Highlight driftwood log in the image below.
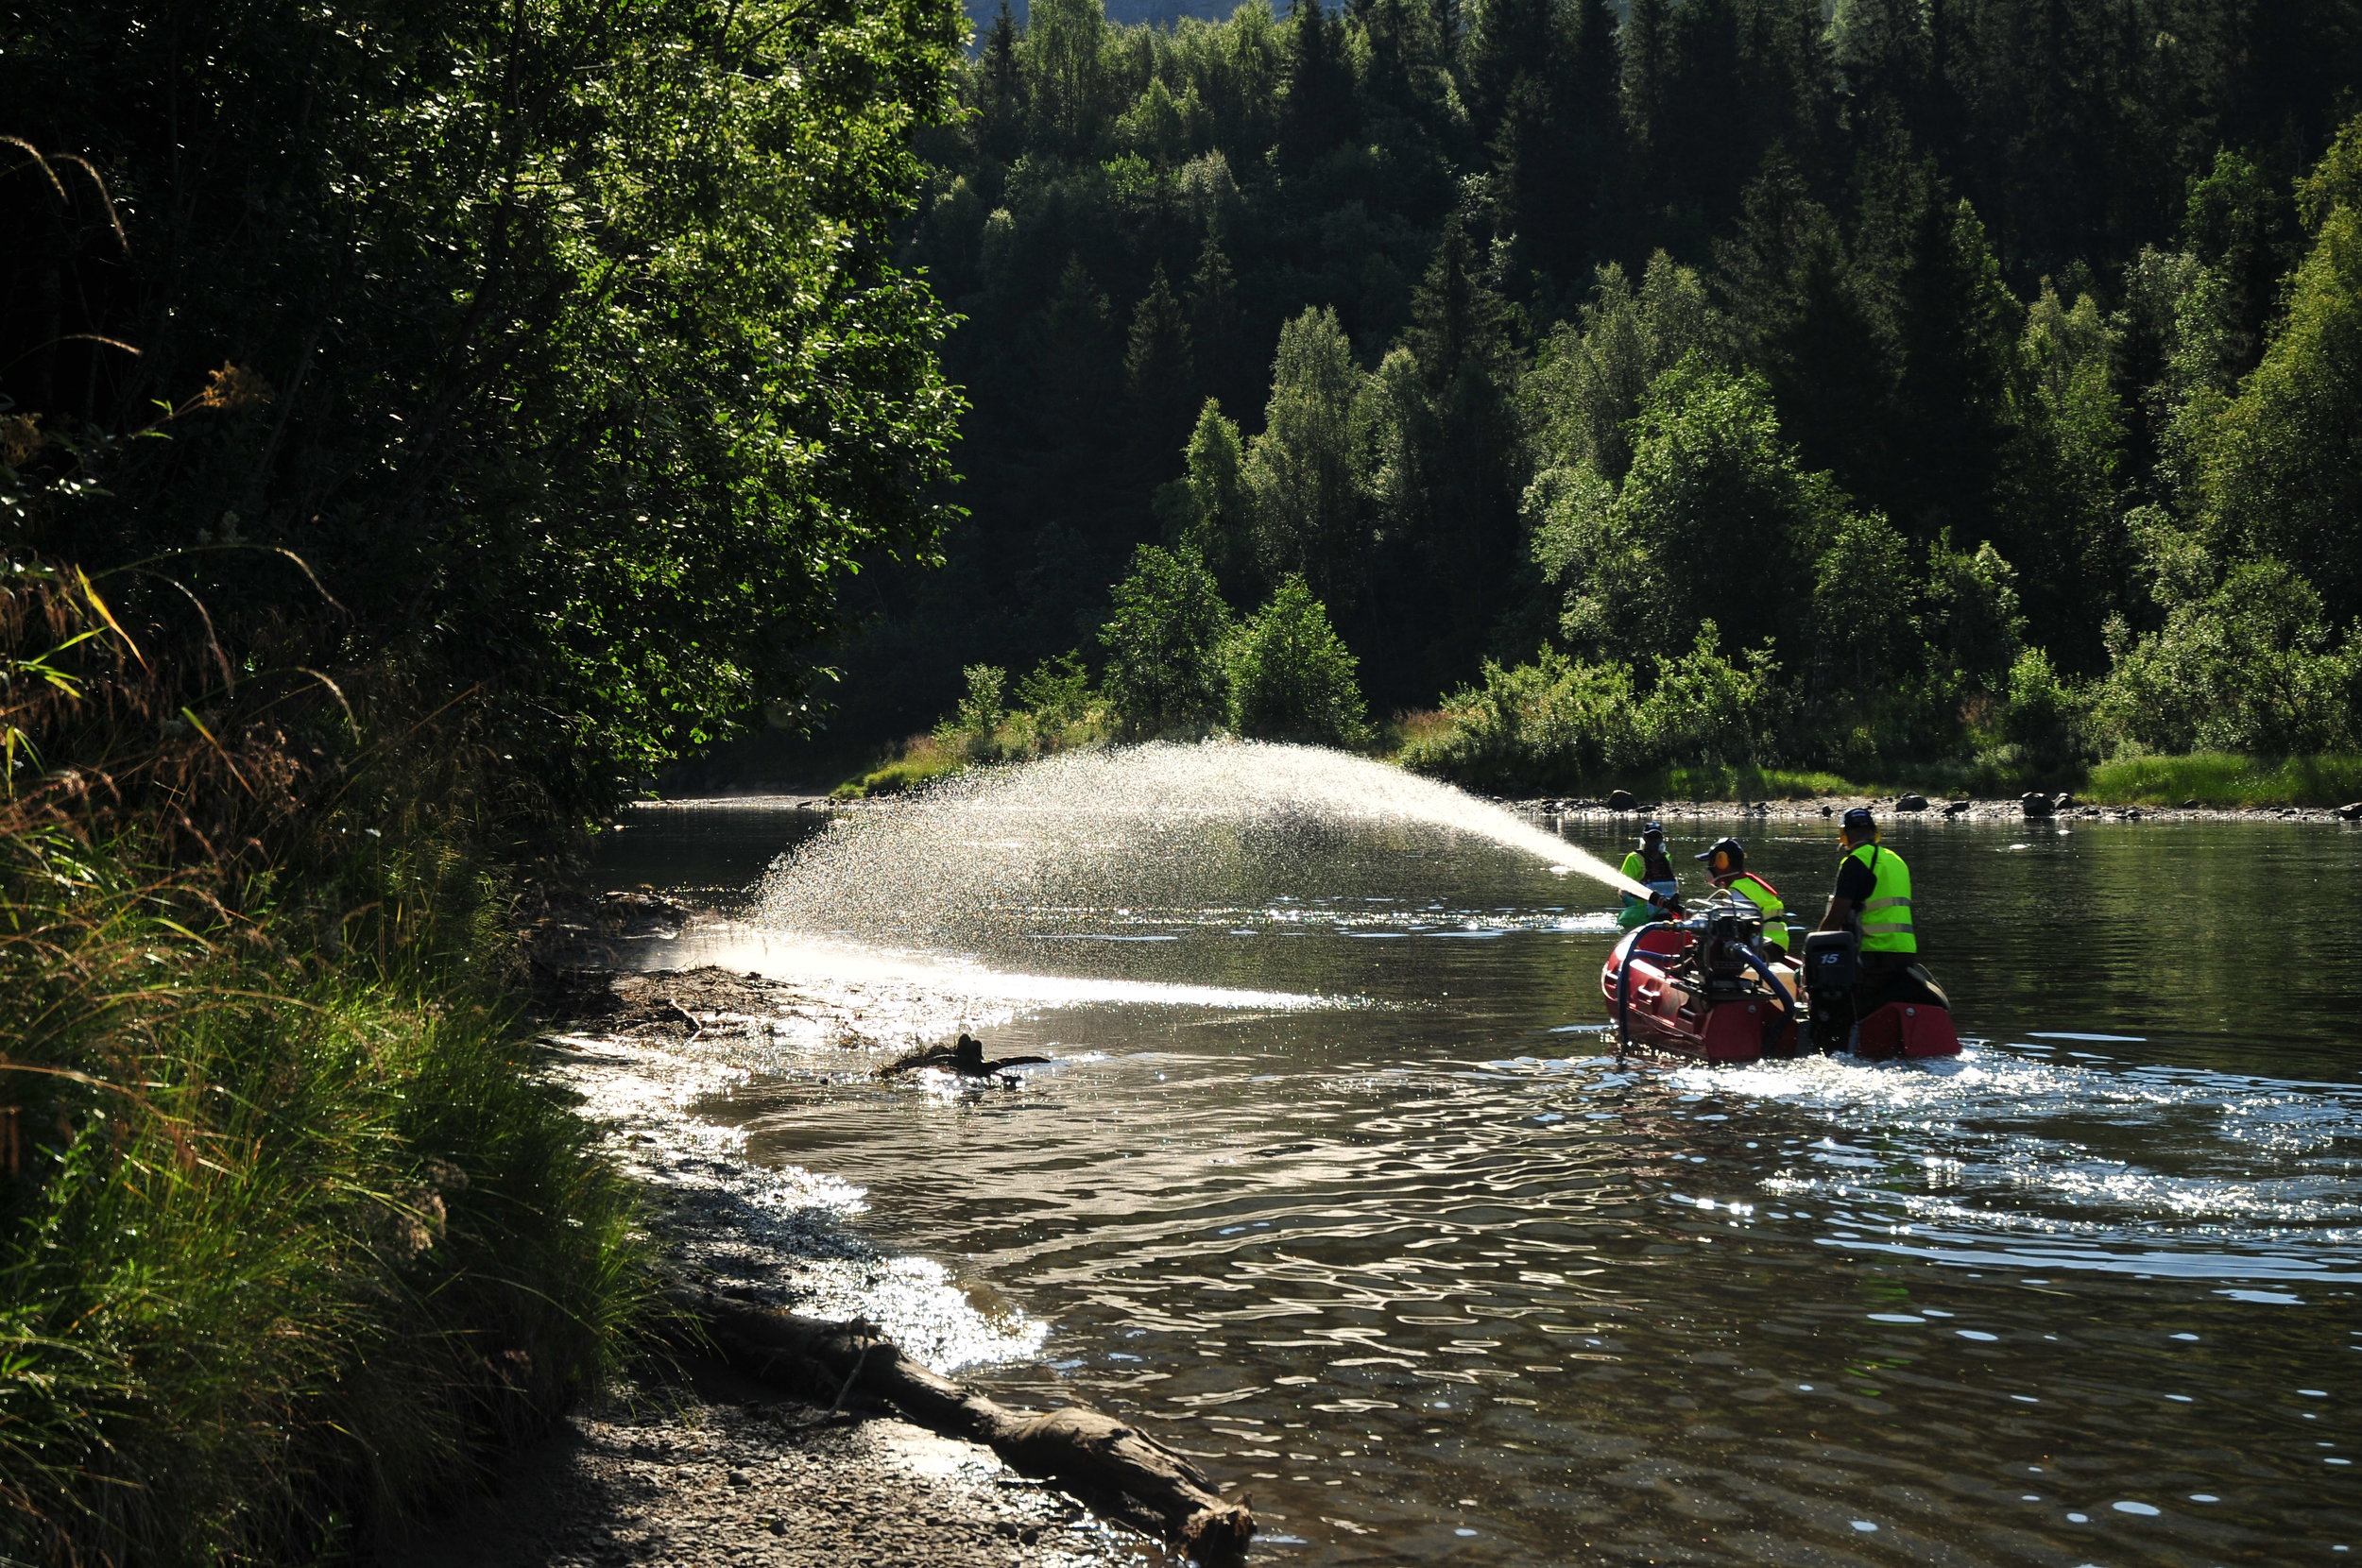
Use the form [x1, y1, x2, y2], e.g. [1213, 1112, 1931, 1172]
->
[675, 1288, 1256, 1564]
[876, 1031, 1052, 1080]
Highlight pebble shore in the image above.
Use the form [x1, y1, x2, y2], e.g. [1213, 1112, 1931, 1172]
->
[378, 1363, 1155, 1568]
[1511, 794, 2360, 825]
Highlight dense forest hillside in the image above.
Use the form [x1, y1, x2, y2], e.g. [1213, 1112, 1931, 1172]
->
[840, 0, 2362, 785]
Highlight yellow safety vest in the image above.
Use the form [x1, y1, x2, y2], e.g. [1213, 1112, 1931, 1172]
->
[1728, 872, 1790, 951]
[1848, 844, 1916, 954]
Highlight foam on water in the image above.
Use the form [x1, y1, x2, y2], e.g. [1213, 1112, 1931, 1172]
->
[756, 741, 1652, 947]
[1670, 1046, 2362, 1248]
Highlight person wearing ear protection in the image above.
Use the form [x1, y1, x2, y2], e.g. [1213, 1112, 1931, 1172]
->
[1694, 836, 1789, 958]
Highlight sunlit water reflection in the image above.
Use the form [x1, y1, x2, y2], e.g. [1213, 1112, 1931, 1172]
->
[598, 780, 2361, 1565]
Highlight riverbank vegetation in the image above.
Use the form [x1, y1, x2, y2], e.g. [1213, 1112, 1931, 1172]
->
[836, 0, 2362, 804]
[3, 0, 965, 1559]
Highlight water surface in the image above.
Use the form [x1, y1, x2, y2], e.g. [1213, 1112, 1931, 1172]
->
[602, 793, 2361, 1566]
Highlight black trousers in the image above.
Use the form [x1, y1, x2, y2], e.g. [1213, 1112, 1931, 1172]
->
[1854, 952, 1948, 1016]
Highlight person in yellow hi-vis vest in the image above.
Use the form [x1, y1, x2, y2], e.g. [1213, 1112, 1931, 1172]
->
[1694, 836, 1790, 958]
[1817, 806, 1913, 952]
[1616, 822, 1681, 930]
[1813, 805, 1946, 1018]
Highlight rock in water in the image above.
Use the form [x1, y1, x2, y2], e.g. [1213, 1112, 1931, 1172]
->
[2337, 801, 2362, 820]
[1606, 788, 1637, 811]
[2021, 792, 2054, 818]
[2053, 792, 2078, 810]
[2183, 798, 2202, 809]
[1896, 793, 1927, 812]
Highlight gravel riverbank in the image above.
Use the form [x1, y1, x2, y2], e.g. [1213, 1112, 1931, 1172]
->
[1512, 793, 2362, 825]
[379, 1366, 1155, 1568]
[380, 910, 1169, 1568]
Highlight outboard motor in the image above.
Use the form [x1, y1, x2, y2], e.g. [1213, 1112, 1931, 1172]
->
[1802, 929, 1858, 1053]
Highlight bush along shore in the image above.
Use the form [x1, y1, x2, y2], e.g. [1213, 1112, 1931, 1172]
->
[0, 578, 652, 1565]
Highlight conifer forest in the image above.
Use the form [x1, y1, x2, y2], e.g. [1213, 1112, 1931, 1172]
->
[846, 0, 2362, 792]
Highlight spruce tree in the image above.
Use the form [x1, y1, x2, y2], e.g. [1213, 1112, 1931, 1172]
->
[1188, 224, 1247, 413]
[1619, 0, 1676, 218]
[1124, 263, 1195, 448]
[1463, 0, 1553, 141]
[1662, 0, 1746, 230]
[1279, 0, 1357, 173]
[1397, 217, 1524, 691]
[1885, 193, 2021, 546]
[1715, 154, 1891, 497]
[979, 2, 1026, 163]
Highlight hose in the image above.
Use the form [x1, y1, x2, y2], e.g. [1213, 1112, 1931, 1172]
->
[1732, 946, 1797, 1056]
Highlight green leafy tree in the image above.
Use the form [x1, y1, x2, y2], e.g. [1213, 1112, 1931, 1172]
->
[1245, 306, 1368, 603]
[1523, 254, 1720, 482]
[1924, 532, 2026, 697]
[1167, 400, 1253, 593]
[1535, 361, 1849, 666]
[2, 0, 968, 810]
[1098, 544, 1233, 734]
[1015, 650, 1097, 726]
[1024, 0, 1113, 153]
[1996, 646, 2090, 774]
[1998, 281, 2125, 663]
[1224, 575, 1372, 746]
[2199, 116, 2362, 624]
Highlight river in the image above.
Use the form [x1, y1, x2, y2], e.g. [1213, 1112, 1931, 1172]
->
[595, 774, 2359, 1566]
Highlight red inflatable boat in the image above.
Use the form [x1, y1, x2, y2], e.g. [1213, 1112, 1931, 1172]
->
[1600, 902, 1961, 1064]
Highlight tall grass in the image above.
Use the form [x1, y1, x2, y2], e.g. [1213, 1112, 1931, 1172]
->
[2086, 753, 2362, 807]
[1, 567, 652, 1566]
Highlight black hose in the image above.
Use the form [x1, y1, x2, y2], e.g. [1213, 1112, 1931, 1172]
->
[1733, 946, 1796, 1056]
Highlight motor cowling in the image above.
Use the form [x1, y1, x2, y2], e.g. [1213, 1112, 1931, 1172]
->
[1802, 929, 1857, 1052]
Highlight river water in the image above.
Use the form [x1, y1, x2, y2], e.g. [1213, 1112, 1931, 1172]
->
[597, 789, 2360, 1566]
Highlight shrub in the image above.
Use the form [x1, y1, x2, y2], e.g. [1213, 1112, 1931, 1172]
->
[1224, 577, 1371, 747]
[1635, 623, 1782, 768]
[1995, 646, 2092, 773]
[841, 650, 1117, 795]
[2093, 558, 2360, 754]
[1398, 648, 1640, 790]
